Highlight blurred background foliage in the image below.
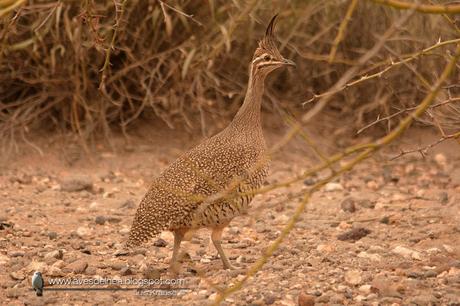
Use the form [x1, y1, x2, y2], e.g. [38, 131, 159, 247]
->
[0, 0, 459, 146]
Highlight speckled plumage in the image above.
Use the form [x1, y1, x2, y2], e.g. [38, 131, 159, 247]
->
[127, 15, 294, 270]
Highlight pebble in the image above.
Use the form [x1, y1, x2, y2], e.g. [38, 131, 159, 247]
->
[142, 266, 161, 280]
[392, 246, 423, 260]
[95, 216, 106, 225]
[154, 238, 168, 247]
[60, 175, 93, 192]
[337, 227, 371, 242]
[340, 197, 356, 213]
[119, 227, 130, 235]
[357, 251, 382, 262]
[9, 251, 25, 257]
[76, 226, 91, 238]
[358, 284, 372, 294]
[434, 153, 447, 167]
[63, 260, 88, 274]
[47, 231, 58, 239]
[45, 249, 63, 260]
[297, 292, 315, 306]
[345, 270, 362, 285]
[325, 182, 344, 192]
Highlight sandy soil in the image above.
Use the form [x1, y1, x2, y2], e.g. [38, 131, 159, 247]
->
[0, 123, 459, 306]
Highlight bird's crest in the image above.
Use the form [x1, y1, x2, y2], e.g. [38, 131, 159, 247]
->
[258, 14, 281, 58]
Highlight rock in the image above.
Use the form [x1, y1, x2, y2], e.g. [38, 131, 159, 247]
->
[119, 227, 130, 235]
[264, 293, 277, 305]
[10, 271, 25, 280]
[9, 251, 25, 257]
[357, 199, 375, 209]
[298, 292, 315, 306]
[120, 266, 133, 276]
[142, 266, 161, 280]
[345, 270, 362, 285]
[409, 295, 438, 305]
[47, 231, 58, 239]
[5, 288, 20, 298]
[45, 250, 63, 260]
[48, 266, 64, 277]
[325, 182, 344, 192]
[316, 244, 335, 253]
[340, 197, 356, 213]
[114, 249, 129, 257]
[358, 284, 371, 295]
[357, 251, 382, 262]
[371, 276, 402, 298]
[154, 238, 168, 247]
[439, 192, 449, 205]
[63, 260, 88, 274]
[76, 226, 91, 238]
[337, 227, 371, 242]
[95, 216, 106, 225]
[60, 175, 93, 192]
[392, 246, 423, 260]
[434, 153, 447, 167]
[380, 216, 390, 224]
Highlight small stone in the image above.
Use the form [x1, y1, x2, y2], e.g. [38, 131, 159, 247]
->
[10, 271, 25, 280]
[325, 182, 344, 192]
[154, 238, 167, 247]
[45, 249, 63, 260]
[359, 284, 371, 294]
[6, 288, 20, 298]
[142, 266, 161, 280]
[120, 266, 133, 276]
[9, 251, 25, 257]
[95, 216, 106, 225]
[380, 216, 390, 224]
[63, 260, 88, 274]
[434, 153, 447, 167]
[76, 226, 91, 238]
[392, 246, 422, 260]
[424, 270, 438, 278]
[357, 251, 382, 262]
[337, 227, 371, 242]
[48, 266, 64, 277]
[439, 192, 449, 205]
[47, 231, 58, 240]
[357, 199, 375, 209]
[443, 244, 454, 254]
[119, 227, 130, 235]
[60, 175, 93, 192]
[340, 197, 356, 213]
[317, 244, 335, 253]
[298, 292, 315, 306]
[345, 270, 362, 285]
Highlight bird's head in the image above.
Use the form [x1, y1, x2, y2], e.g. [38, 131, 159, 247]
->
[33, 271, 42, 277]
[250, 14, 296, 78]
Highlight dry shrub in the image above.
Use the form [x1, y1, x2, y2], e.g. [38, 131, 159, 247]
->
[1, 0, 459, 149]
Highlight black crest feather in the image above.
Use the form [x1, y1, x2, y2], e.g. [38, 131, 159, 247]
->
[259, 14, 281, 57]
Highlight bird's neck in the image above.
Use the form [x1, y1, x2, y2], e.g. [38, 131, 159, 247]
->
[230, 72, 265, 131]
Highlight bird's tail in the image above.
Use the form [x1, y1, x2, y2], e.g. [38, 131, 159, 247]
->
[36, 289, 43, 296]
[126, 192, 174, 248]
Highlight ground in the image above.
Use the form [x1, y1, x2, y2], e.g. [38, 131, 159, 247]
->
[0, 121, 459, 306]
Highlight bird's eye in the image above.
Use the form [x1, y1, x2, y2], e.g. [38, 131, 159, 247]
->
[264, 55, 271, 61]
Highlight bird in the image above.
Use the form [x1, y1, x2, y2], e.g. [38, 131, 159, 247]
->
[31, 271, 44, 296]
[127, 14, 295, 271]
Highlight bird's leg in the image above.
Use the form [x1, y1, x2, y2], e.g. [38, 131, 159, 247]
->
[170, 230, 184, 274]
[211, 225, 236, 270]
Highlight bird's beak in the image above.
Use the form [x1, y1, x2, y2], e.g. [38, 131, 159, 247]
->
[282, 58, 296, 67]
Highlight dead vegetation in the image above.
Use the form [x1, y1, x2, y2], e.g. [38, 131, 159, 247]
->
[1, 0, 459, 151]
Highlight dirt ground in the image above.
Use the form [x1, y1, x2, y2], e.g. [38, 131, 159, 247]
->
[1, 121, 459, 306]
